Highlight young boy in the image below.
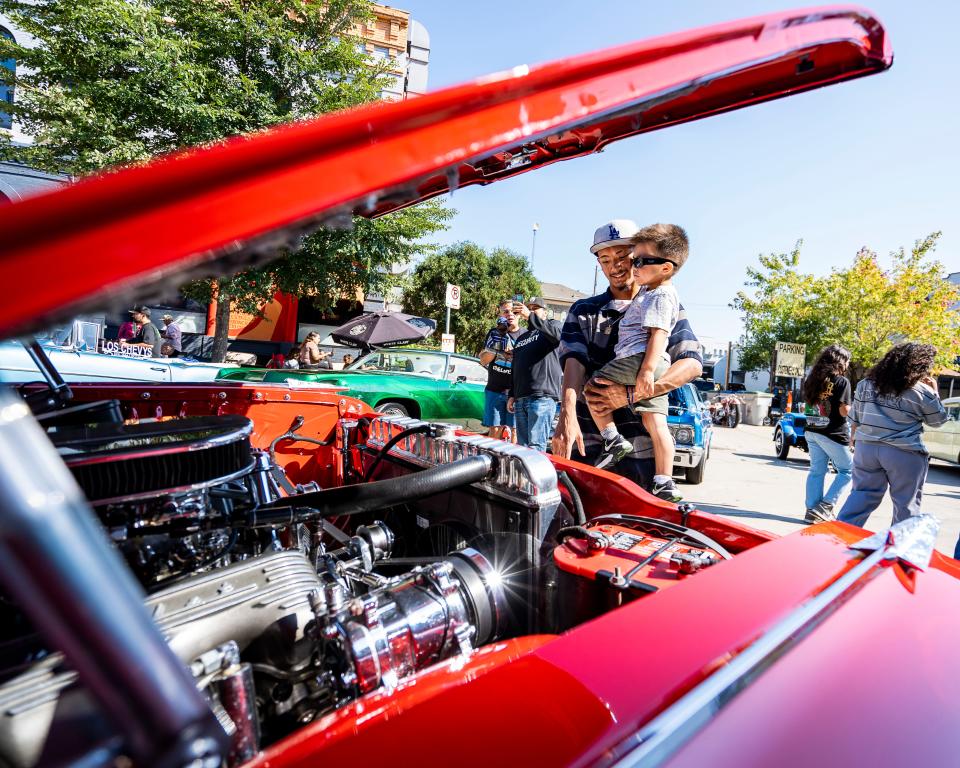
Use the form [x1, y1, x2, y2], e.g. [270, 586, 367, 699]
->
[587, 223, 688, 502]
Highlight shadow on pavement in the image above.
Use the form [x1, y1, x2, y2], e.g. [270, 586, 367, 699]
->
[693, 501, 807, 527]
[733, 452, 810, 471]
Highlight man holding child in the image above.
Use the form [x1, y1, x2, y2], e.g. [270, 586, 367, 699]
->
[553, 220, 703, 499]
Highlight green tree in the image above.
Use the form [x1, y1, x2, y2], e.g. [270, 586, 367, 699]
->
[0, 0, 453, 360]
[733, 233, 960, 382]
[404, 242, 540, 355]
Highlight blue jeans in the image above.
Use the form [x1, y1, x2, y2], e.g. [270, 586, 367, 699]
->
[515, 396, 557, 451]
[483, 390, 514, 428]
[805, 431, 853, 510]
[837, 441, 928, 527]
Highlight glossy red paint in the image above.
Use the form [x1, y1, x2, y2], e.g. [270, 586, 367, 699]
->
[0, 7, 890, 339]
[253, 527, 876, 767]
[666, 556, 960, 766]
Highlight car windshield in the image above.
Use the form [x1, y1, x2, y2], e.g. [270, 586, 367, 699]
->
[348, 350, 444, 377]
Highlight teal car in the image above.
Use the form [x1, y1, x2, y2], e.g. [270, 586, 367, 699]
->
[217, 348, 489, 429]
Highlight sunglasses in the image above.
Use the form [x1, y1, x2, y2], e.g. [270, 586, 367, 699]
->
[631, 256, 676, 269]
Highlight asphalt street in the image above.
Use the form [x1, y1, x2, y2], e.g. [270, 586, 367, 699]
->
[679, 423, 960, 558]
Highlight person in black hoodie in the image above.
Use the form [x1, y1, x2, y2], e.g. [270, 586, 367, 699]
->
[507, 298, 563, 451]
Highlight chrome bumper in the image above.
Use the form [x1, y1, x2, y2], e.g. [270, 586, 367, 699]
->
[673, 445, 704, 468]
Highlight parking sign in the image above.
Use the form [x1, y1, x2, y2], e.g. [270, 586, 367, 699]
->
[445, 283, 461, 309]
[441, 334, 455, 352]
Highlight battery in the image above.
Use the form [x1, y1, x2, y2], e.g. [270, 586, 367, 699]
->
[553, 522, 720, 630]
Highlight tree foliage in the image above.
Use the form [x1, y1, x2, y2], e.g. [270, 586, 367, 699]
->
[733, 233, 960, 381]
[0, 0, 453, 359]
[0, 0, 385, 173]
[404, 242, 540, 355]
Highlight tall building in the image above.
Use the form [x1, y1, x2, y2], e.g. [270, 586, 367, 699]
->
[354, 5, 430, 101]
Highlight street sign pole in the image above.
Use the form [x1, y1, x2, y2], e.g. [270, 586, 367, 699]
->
[445, 307, 450, 335]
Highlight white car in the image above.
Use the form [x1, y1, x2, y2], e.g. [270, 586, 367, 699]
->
[0, 339, 232, 384]
[925, 396, 960, 465]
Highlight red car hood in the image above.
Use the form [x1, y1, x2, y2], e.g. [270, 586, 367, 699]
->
[0, 6, 890, 339]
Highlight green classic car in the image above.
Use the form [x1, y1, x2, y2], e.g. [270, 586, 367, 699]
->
[217, 348, 489, 429]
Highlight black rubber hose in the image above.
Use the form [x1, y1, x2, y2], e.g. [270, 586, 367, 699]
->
[363, 424, 434, 481]
[556, 525, 593, 544]
[252, 454, 494, 526]
[557, 471, 586, 525]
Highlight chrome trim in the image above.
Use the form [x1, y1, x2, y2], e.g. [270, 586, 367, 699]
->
[608, 514, 941, 768]
[671, 447, 703, 468]
[850, 513, 939, 571]
[365, 416, 561, 513]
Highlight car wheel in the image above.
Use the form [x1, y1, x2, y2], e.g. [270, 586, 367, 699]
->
[375, 401, 410, 418]
[774, 427, 790, 460]
[685, 455, 706, 484]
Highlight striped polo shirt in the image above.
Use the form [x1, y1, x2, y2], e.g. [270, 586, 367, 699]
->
[559, 288, 703, 460]
[850, 378, 947, 454]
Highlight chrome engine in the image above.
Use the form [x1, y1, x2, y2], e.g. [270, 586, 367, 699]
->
[0, 405, 565, 768]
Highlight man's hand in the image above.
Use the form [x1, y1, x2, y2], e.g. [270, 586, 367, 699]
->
[919, 375, 939, 393]
[513, 302, 531, 321]
[507, 397, 515, 413]
[635, 369, 655, 400]
[584, 377, 629, 412]
[551, 407, 585, 459]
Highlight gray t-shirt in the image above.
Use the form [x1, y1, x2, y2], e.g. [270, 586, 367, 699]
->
[137, 322, 163, 358]
[850, 378, 947, 453]
[614, 284, 679, 360]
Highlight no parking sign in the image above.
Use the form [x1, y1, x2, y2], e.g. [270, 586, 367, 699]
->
[445, 283, 461, 309]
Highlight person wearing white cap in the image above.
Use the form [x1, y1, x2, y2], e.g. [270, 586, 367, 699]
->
[553, 220, 703, 495]
[161, 313, 182, 353]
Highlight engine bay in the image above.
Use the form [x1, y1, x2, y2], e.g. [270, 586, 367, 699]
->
[0, 388, 735, 767]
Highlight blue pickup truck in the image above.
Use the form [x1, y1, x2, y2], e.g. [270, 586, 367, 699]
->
[669, 382, 713, 484]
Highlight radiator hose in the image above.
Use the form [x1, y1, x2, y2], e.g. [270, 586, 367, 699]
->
[250, 454, 495, 527]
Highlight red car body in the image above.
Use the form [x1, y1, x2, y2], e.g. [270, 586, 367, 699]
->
[3, 7, 958, 768]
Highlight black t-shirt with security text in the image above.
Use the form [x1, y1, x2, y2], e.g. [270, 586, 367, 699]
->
[806, 373, 852, 445]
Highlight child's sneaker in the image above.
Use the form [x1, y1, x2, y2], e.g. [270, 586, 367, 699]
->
[594, 435, 633, 470]
[652, 477, 683, 503]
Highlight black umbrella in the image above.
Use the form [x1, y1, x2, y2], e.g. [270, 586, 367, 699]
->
[330, 311, 436, 349]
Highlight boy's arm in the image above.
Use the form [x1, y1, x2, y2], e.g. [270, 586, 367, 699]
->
[635, 328, 668, 399]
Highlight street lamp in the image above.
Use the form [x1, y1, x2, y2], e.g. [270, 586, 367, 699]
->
[530, 223, 539, 271]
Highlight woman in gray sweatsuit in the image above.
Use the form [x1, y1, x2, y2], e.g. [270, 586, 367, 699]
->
[838, 343, 947, 528]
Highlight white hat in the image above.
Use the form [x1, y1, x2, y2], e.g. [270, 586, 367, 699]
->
[590, 219, 639, 254]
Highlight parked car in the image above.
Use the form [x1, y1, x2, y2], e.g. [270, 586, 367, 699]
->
[925, 396, 960, 464]
[670, 382, 713, 483]
[218, 347, 488, 429]
[773, 411, 809, 459]
[0, 336, 231, 384]
[5, 10, 955, 768]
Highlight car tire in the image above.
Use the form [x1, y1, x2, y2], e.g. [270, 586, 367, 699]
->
[375, 401, 410, 418]
[685, 455, 706, 484]
[774, 427, 790, 460]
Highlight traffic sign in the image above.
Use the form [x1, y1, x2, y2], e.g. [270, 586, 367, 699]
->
[445, 283, 461, 309]
[441, 334, 455, 353]
[774, 341, 806, 377]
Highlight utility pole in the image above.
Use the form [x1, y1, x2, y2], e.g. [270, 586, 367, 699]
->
[530, 223, 539, 272]
[592, 264, 599, 296]
[724, 340, 732, 389]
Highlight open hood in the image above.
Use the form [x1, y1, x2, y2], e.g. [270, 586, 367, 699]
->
[0, 6, 890, 339]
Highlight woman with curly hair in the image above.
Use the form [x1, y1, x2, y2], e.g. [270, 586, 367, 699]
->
[801, 345, 853, 523]
[837, 342, 947, 527]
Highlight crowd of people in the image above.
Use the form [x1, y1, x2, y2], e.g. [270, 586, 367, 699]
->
[478, 219, 701, 502]
[802, 341, 948, 540]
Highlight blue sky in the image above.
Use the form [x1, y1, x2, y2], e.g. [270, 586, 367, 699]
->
[404, 1, 959, 351]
